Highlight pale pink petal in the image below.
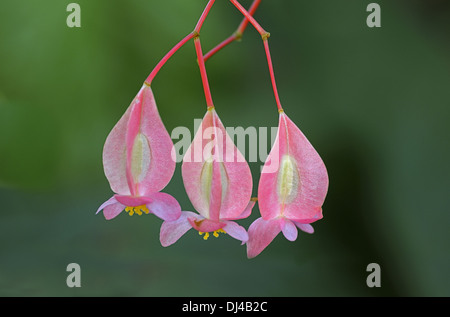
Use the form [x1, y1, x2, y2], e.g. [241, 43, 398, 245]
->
[280, 113, 328, 221]
[246, 217, 282, 259]
[294, 221, 315, 234]
[182, 109, 252, 221]
[123, 85, 175, 196]
[281, 218, 298, 241]
[102, 99, 134, 196]
[103, 201, 125, 220]
[257, 121, 282, 220]
[124, 88, 143, 195]
[135, 86, 176, 196]
[258, 112, 328, 223]
[102, 85, 175, 197]
[222, 198, 256, 221]
[96, 196, 118, 214]
[223, 221, 249, 244]
[182, 110, 214, 218]
[207, 158, 223, 221]
[188, 217, 225, 233]
[211, 110, 253, 220]
[96, 196, 125, 219]
[126, 85, 146, 196]
[160, 211, 197, 247]
[146, 192, 181, 221]
[114, 195, 152, 207]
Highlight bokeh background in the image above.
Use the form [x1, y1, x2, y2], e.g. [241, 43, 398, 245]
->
[1, 0, 449, 296]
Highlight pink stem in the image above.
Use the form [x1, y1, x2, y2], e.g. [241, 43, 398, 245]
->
[204, 0, 261, 61]
[194, 0, 216, 33]
[236, 0, 262, 34]
[204, 34, 236, 61]
[263, 40, 282, 111]
[194, 37, 214, 108]
[145, 0, 216, 85]
[230, 0, 283, 111]
[229, 0, 266, 35]
[193, 0, 216, 108]
[145, 32, 195, 85]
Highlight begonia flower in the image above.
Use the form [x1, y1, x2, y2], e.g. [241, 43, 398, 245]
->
[247, 110, 328, 258]
[160, 107, 254, 246]
[96, 84, 181, 221]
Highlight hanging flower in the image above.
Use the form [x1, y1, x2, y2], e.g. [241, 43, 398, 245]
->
[160, 107, 254, 246]
[246, 110, 329, 258]
[96, 84, 181, 221]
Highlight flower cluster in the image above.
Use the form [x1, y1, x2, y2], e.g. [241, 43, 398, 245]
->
[96, 0, 328, 258]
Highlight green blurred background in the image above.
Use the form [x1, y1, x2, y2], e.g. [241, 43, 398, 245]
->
[1, 0, 449, 296]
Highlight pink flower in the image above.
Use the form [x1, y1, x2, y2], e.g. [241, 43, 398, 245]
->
[96, 84, 181, 221]
[246, 111, 329, 258]
[160, 108, 254, 246]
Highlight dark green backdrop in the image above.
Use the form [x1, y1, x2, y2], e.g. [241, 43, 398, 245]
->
[1, 0, 449, 296]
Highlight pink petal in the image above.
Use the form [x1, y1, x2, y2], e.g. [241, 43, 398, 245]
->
[102, 85, 175, 197]
[207, 158, 223, 221]
[294, 221, 315, 234]
[96, 196, 125, 220]
[223, 198, 257, 221]
[223, 221, 249, 244]
[102, 99, 133, 196]
[213, 111, 253, 220]
[124, 89, 143, 195]
[160, 211, 197, 247]
[114, 195, 153, 207]
[104, 202, 125, 220]
[281, 218, 298, 241]
[258, 112, 328, 223]
[188, 217, 225, 233]
[181, 110, 213, 218]
[146, 192, 181, 221]
[257, 130, 280, 220]
[238, 198, 257, 219]
[129, 85, 176, 196]
[182, 108, 252, 221]
[246, 217, 282, 259]
[96, 196, 118, 214]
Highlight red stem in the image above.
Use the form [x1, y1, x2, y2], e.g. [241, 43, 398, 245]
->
[229, 0, 266, 35]
[194, 0, 216, 33]
[263, 40, 282, 111]
[193, 0, 216, 109]
[145, 32, 195, 85]
[204, 0, 261, 61]
[145, 0, 216, 85]
[194, 37, 214, 108]
[230, 0, 283, 111]
[204, 34, 236, 61]
[236, 0, 261, 34]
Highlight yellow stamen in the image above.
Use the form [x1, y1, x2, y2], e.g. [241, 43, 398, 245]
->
[199, 229, 226, 240]
[125, 205, 149, 216]
[199, 231, 210, 240]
